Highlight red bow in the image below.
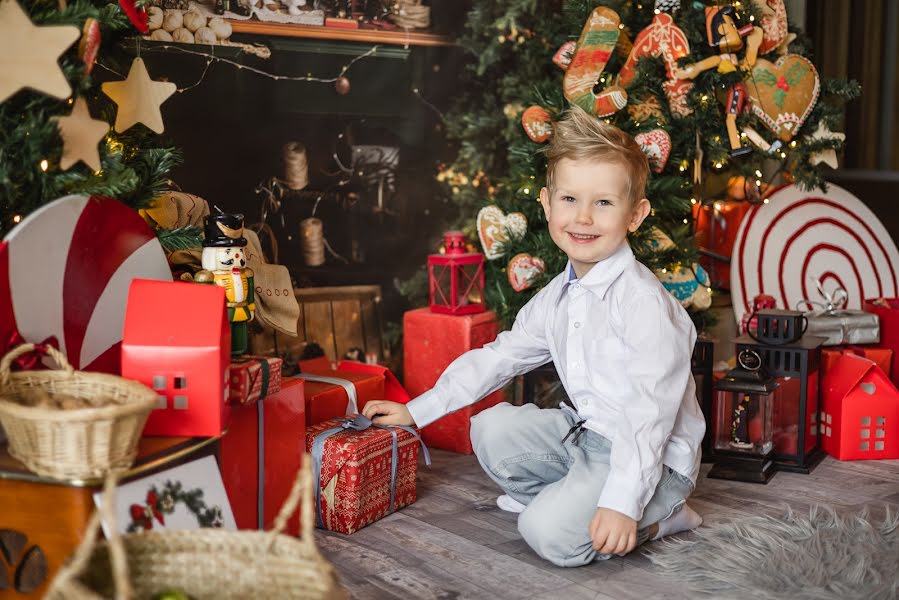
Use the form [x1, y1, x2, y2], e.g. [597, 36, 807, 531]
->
[117, 0, 148, 33]
[4, 332, 60, 371]
[129, 490, 165, 531]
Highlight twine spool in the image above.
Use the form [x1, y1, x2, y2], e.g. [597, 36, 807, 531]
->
[300, 218, 325, 267]
[392, 0, 430, 28]
[283, 142, 309, 191]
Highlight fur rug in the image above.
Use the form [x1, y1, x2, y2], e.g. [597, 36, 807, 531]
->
[646, 506, 899, 600]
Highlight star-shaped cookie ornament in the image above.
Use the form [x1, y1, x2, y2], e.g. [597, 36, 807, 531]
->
[53, 97, 109, 171]
[101, 57, 176, 134]
[807, 121, 846, 169]
[0, 0, 80, 103]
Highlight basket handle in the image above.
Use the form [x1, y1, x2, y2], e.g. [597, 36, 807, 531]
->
[264, 454, 318, 556]
[46, 474, 133, 599]
[0, 343, 75, 384]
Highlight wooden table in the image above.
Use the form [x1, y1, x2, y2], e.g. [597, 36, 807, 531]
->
[0, 436, 219, 598]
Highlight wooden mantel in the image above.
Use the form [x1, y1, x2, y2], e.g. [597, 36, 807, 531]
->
[230, 21, 455, 47]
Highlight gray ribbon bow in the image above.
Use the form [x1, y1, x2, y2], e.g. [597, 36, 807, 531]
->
[309, 414, 431, 529]
[796, 279, 849, 315]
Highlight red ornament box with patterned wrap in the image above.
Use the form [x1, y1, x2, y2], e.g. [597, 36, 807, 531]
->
[220, 376, 305, 535]
[305, 415, 429, 534]
[229, 355, 283, 405]
[403, 308, 506, 454]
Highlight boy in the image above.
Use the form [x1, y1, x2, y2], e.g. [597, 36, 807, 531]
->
[362, 107, 705, 567]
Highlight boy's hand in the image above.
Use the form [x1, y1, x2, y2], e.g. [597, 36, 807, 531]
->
[589, 508, 638, 556]
[361, 400, 414, 426]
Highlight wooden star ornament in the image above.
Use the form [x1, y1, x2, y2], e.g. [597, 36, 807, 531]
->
[807, 121, 846, 169]
[101, 57, 176, 134]
[53, 97, 109, 171]
[0, 0, 80, 103]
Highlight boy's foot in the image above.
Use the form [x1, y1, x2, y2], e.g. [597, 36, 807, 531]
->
[652, 504, 702, 540]
[496, 494, 526, 513]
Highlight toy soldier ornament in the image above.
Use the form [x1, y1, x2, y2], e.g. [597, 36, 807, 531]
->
[195, 211, 256, 354]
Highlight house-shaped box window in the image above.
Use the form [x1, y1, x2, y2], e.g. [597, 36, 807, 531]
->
[821, 353, 899, 461]
[122, 279, 230, 437]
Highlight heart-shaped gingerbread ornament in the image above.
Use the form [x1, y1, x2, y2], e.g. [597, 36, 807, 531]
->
[746, 55, 820, 142]
[521, 105, 553, 143]
[477, 206, 528, 260]
[634, 129, 671, 173]
[507, 253, 546, 292]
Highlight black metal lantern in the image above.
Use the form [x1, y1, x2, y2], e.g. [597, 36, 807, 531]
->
[708, 348, 779, 483]
[691, 337, 715, 462]
[736, 309, 827, 474]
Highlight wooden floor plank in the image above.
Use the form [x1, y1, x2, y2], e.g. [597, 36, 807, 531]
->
[315, 450, 899, 600]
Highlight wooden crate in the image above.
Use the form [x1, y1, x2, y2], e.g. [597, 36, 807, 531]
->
[250, 285, 388, 366]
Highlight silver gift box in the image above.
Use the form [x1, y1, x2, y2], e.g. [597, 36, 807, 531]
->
[805, 310, 880, 346]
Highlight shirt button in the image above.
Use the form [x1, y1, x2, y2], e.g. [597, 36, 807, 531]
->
[574, 283, 580, 289]
[574, 322, 581, 328]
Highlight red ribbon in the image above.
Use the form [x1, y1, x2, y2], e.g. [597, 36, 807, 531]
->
[4, 332, 60, 371]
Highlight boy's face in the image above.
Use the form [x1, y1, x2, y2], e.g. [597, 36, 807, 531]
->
[540, 158, 650, 279]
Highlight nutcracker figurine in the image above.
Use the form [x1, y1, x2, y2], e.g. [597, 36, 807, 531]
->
[195, 211, 256, 355]
[675, 5, 763, 157]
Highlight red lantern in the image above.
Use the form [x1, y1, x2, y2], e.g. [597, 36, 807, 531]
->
[428, 231, 485, 315]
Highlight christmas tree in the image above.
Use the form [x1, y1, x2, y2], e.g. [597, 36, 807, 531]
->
[0, 0, 180, 238]
[438, 0, 859, 328]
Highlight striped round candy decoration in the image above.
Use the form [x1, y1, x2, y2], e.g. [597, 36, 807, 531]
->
[0, 195, 171, 373]
[730, 183, 899, 326]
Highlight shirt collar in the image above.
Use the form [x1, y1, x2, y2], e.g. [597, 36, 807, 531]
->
[558, 242, 634, 302]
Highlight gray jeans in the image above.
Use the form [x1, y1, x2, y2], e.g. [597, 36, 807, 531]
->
[470, 402, 694, 567]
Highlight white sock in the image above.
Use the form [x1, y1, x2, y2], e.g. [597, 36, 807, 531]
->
[496, 494, 526, 513]
[652, 504, 702, 540]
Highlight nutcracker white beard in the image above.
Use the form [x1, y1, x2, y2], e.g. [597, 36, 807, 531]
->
[201, 246, 246, 271]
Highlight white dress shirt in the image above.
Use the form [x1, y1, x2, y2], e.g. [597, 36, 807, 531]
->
[406, 242, 706, 521]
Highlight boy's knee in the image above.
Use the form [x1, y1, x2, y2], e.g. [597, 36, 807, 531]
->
[518, 505, 593, 568]
[469, 402, 516, 454]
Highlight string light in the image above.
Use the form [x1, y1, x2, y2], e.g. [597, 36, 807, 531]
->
[39, 159, 48, 172]
[701, 95, 709, 102]
[12, 215, 21, 223]
[790, 141, 797, 148]
[523, 188, 530, 194]
[763, 198, 770, 204]
[755, 179, 762, 186]
[661, 268, 667, 273]
[100, 43, 381, 92]
[690, 198, 697, 204]
[713, 201, 723, 211]
[755, 169, 763, 177]
[682, 218, 689, 224]
[714, 162, 723, 169]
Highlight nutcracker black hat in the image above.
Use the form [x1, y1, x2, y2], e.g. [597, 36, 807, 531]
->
[203, 209, 248, 248]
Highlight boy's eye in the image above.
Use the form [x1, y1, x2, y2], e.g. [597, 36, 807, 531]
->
[595, 199, 613, 206]
[561, 195, 576, 203]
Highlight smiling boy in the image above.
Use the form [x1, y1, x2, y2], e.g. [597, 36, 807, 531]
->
[363, 107, 705, 567]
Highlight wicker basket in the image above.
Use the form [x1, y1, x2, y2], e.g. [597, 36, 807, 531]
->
[0, 343, 157, 480]
[46, 456, 347, 600]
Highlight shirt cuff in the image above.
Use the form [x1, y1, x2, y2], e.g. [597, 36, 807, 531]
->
[597, 470, 654, 522]
[405, 389, 446, 428]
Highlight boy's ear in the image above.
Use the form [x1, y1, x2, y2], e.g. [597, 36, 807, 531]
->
[628, 198, 651, 232]
[539, 187, 551, 220]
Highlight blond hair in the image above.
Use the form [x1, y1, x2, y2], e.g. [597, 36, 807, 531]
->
[544, 106, 649, 205]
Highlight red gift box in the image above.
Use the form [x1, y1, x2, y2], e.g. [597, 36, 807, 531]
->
[819, 354, 899, 460]
[822, 347, 893, 381]
[305, 418, 423, 534]
[220, 377, 305, 534]
[863, 299, 899, 387]
[297, 358, 385, 426]
[229, 355, 283, 405]
[403, 308, 506, 454]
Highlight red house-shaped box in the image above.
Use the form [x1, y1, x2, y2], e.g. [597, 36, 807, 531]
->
[122, 279, 231, 437]
[820, 353, 899, 461]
